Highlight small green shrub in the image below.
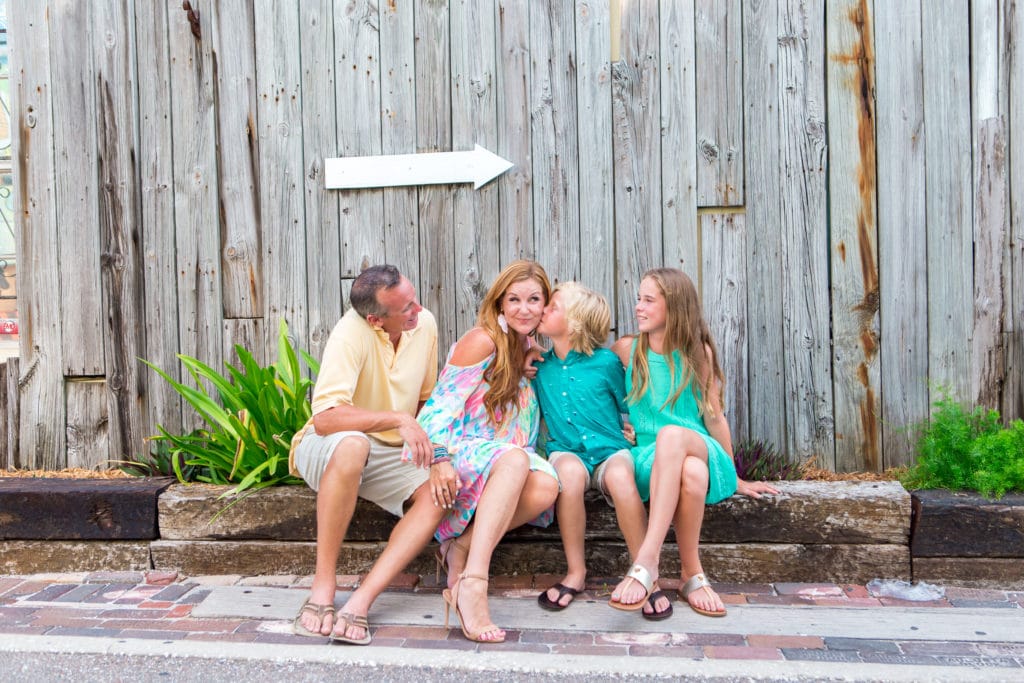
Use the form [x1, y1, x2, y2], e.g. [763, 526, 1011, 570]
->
[733, 440, 801, 481]
[142, 321, 319, 497]
[901, 397, 1024, 499]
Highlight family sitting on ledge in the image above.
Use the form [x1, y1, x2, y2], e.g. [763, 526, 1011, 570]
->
[289, 262, 778, 645]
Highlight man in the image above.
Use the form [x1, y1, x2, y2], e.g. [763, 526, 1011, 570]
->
[290, 265, 452, 644]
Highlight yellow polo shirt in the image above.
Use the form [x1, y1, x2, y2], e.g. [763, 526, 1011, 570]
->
[289, 307, 438, 473]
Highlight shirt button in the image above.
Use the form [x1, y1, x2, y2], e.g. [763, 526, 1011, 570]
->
[562, 392, 567, 396]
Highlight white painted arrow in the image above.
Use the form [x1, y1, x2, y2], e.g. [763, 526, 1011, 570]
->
[324, 145, 513, 190]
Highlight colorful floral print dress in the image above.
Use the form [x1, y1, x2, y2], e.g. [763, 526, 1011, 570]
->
[406, 353, 558, 541]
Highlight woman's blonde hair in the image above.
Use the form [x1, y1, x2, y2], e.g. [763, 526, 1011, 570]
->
[552, 282, 611, 355]
[627, 268, 724, 416]
[477, 260, 552, 426]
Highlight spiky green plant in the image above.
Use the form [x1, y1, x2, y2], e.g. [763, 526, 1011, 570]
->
[142, 320, 319, 497]
[733, 440, 801, 481]
[902, 397, 1024, 499]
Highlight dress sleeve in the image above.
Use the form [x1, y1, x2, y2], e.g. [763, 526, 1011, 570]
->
[401, 357, 488, 462]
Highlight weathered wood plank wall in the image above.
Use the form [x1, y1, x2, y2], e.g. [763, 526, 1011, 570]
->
[6, 0, 1023, 474]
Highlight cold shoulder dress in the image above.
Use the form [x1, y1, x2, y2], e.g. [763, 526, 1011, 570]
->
[406, 352, 558, 541]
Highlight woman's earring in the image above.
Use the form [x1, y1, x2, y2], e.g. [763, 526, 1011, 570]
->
[497, 313, 509, 333]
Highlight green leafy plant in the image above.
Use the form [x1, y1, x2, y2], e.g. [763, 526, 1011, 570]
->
[142, 321, 319, 497]
[901, 397, 1024, 499]
[114, 439, 204, 481]
[733, 440, 801, 481]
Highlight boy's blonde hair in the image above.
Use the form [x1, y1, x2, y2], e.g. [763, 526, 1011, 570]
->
[554, 281, 611, 355]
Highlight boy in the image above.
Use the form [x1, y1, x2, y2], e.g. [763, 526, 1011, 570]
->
[533, 283, 672, 619]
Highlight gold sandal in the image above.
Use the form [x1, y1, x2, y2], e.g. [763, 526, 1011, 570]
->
[292, 598, 335, 637]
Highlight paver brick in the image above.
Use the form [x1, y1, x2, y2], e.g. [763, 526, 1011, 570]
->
[774, 583, 844, 597]
[746, 635, 824, 649]
[100, 618, 180, 630]
[0, 578, 25, 597]
[1, 581, 50, 598]
[405, 638, 478, 651]
[45, 626, 123, 638]
[518, 629, 595, 645]
[30, 615, 107, 629]
[492, 642, 550, 654]
[550, 644, 630, 656]
[898, 640, 979, 655]
[177, 589, 211, 605]
[679, 633, 745, 646]
[184, 575, 244, 586]
[185, 632, 260, 642]
[237, 575, 298, 587]
[859, 652, 942, 666]
[373, 625, 450, 640]
[83, 583, 137, 602]
[823, 637, 902, 653]
[948, 598, 1015, 608]
[629, 644, 703, 658]
[151, 584, 193, 601]
[977, 643, 1024, 657]
[782, 648, 862, 663]
[144, 571, 179, 585]
[0, 606, 37, 624]
[744, 595, 814, 606]
[713, 582, 774, 595]
[98, 609, 176, 620]
[877, 597, 951, 608]
[53, 584, 105, 602]
[386, 572, 419, 590]
[704, 646, 783, 660]
[26, 584, 77, 602]
[931, 655, 1021, 668]
[811, 597, 883, 607]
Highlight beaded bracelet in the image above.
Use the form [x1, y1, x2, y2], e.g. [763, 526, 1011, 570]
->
[431, 445, 450, 465]
[431, 455, 452, 465]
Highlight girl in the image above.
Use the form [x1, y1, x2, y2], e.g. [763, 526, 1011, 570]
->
[608, 268, 778, 617]
[406, 260, 560, 642]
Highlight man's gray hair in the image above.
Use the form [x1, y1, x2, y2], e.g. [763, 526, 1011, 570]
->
[350, 264, 402, 318]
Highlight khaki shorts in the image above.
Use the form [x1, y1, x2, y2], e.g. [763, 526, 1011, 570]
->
[293, 427, 429, 517]
[547, 449, 634, 507]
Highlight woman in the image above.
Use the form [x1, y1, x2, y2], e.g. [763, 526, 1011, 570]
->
[405, 260, 560, 642]
[608, 268, 778, 617]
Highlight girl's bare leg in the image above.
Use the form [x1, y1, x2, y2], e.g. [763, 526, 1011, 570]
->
[673, 455, 723, 614]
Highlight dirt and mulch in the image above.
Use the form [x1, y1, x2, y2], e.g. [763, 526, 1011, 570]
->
[1, 467, 132, 479]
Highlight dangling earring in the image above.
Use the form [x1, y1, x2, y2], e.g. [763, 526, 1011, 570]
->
[497, 313, 509, 333]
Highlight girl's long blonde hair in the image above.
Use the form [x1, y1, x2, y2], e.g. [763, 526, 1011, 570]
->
[627, 268, 725, 416]
[477, 260, 552, 426]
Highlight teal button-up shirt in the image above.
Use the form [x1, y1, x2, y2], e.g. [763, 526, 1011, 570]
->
[532, 347, 631, 472]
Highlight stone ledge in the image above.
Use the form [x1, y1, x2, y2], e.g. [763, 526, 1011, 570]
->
[0, 540, 152, 573]
[911, 490, 1024, 558]
[158, 480, 910, 545]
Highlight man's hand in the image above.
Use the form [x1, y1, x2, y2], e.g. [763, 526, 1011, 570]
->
[524, 345, 544, 380]
[735, 478, 780, 499]
[398, 414, 433, 468]
[430, 461, 461, 509]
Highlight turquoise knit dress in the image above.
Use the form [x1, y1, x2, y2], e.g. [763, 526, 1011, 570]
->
[626, 341, 737, 504]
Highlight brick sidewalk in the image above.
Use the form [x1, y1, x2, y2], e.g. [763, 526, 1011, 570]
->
[1, 572, 1022, 670]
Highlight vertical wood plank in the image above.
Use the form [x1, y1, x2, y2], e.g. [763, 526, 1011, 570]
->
[135, 0, 182, 440]
[255, 1, 308, 349]
[1006, 0, 1024, 420]
[922, 0, 973, 406]
[335, 0, 385, 277]
[971, 120, 1008, 410]
[94, 0, 146, 461]
[695, 0, 743, 206]
[0, 359, 19, 467]
[415, 0, 456, 357]
[380, 0, 420, 284]
[742, 0, 786, 450]
[212, 0, 263, 320]
[778, 0, 834, 466]
[300, 0, 342, 361]
[970, 1, 1009, 411]
[530, 1, 580, 284]
[168, 0, 223, 417]
[10, 0, 67, 468]
[65, 380, 109, 470]
[876, 1, 928, 466]
[496, 0, 534, 263]
[612, 0, 661, 333]
[575, 1, 614, 310]
[451, 0, 500, 334]
[660, 0, 698, 281]
[826, 0, 880, 472]
[50, 0, 104, 375]
[701, 213, 748, 442]
[223, 318, 266, 368]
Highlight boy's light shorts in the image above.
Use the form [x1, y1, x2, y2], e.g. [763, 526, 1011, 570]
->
[293, 427, 428, 517]
[547, 448, 634, 507]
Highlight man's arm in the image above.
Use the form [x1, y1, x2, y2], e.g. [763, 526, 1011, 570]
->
[313, 404, 433, 464]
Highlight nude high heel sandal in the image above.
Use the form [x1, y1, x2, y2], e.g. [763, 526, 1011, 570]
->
[442, 573, 505, 643]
